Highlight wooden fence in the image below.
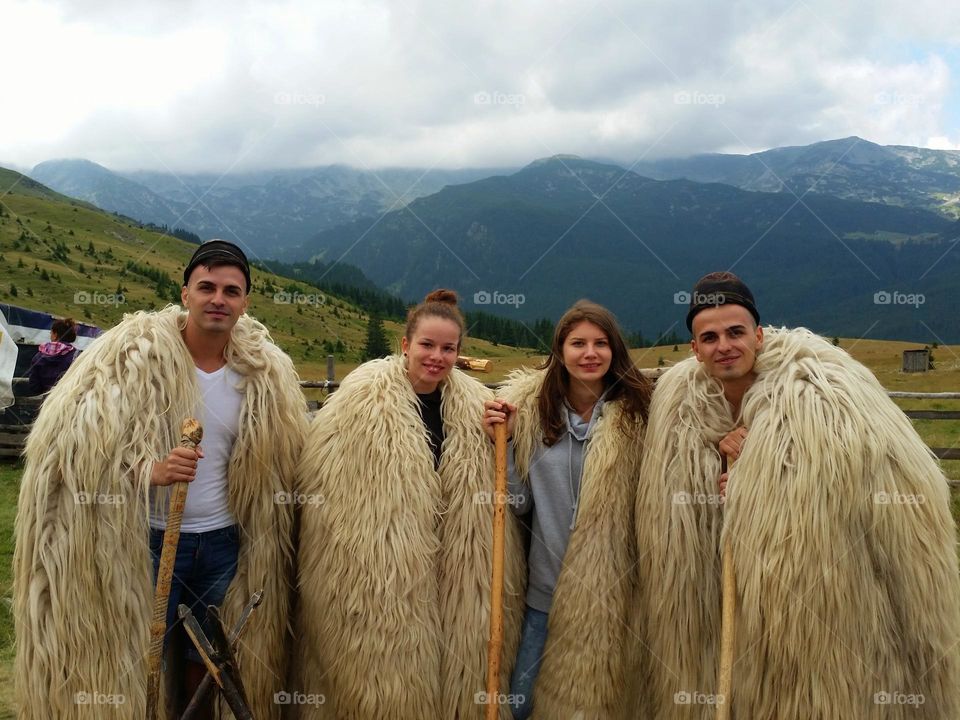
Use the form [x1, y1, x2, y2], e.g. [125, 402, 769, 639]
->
[2, 376, 958, 471]
[888, 393, 960, 481]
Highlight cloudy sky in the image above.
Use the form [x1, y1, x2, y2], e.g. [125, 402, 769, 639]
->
[2, 0, 959, 172]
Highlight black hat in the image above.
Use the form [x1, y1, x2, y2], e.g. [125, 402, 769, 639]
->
[183, 239, 251, 292]
[685, 272, 760, 331]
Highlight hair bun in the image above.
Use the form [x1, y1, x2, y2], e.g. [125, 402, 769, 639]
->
[424, 288, 458, 307]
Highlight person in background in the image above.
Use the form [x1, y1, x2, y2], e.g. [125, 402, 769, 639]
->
[26, 316, 78, 394]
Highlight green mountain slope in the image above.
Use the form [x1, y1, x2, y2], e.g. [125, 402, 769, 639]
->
[0, 168, 386, 379]
[0, 166, 97, 206]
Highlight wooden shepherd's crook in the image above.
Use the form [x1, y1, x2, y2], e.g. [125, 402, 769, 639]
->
[484, 422, 509, 720]
[717, 454, 736, 720]
[146, 418, 203, 720]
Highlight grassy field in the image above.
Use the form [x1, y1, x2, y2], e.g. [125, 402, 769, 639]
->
[1, 337, 959, 714]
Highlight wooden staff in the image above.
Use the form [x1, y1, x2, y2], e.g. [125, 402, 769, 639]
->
[146, 418, 203, 720]
[484, 422, 508, 720]
[717, 454, 735, 720]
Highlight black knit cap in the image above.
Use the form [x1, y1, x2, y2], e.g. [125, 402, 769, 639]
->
[685, 271, 760, 332]
[183, 239, 251, 292]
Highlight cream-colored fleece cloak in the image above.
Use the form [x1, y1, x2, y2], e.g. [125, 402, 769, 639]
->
[632, 327, 960, 719]
[13, 306, 307, 720]
[292, 355, 525, 719]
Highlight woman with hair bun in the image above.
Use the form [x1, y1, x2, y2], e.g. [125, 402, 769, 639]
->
[293, 289, 526, 719]
[483, 299, 652, 719]
[26, 316, 79, 394]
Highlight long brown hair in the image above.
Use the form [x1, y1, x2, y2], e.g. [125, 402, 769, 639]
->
[538, 300, 652, 446]
[405, 288, 466, 349]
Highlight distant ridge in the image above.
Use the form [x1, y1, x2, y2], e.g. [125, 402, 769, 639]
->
[631, 136, 960, 218]
[29, 160, 514, 256]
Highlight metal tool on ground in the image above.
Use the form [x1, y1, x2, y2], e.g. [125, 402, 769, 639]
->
[179, 603, 254, 720]
[484, 422, 508, 719]
[717, 453, 735, 720]
[146, 417, 204, 720]
[181, 590, 264, 720]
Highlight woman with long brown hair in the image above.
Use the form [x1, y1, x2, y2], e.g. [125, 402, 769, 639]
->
[483, 299, 651, 719]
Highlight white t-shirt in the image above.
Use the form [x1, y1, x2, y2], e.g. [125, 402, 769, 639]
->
[151, 365, 242, 532]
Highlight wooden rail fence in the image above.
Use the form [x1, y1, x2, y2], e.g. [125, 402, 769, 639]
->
[2, 373, 959, 472]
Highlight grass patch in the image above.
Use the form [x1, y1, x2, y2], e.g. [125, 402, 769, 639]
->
[0, 463, 20, 719]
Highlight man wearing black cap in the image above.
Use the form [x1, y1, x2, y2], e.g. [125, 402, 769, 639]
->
[630, 272, 960, 719]
[15, 239, 307, 720]
[686, 271, 762, 419]
[147, 240, 256, 717]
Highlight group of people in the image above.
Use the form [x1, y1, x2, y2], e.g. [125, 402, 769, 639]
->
[12, 239, 960, 720]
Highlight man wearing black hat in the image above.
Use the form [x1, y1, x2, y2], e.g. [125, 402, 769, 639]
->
[686, 271, 762, 419]
[630, 272, 960, 719]
[14, 239, 307, 720]
[148, 240, 257, 717]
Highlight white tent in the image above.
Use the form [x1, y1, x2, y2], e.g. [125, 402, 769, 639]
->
[0, 308, 17, 410]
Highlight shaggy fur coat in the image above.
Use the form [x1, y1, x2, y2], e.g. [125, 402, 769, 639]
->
[501, 368, 644, 720]
[292, 355, 525, 719]
[13, 306, 307, 720]
[632, 327, 960, 719]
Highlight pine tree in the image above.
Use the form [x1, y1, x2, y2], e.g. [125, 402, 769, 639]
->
[362, 313, 391, 361]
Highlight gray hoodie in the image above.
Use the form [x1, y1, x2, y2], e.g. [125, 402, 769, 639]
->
[507, 394, 605, 613]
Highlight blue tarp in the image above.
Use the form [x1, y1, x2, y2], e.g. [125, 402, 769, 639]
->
[0, 303, 103, 379]
[0, 302, 101, 348]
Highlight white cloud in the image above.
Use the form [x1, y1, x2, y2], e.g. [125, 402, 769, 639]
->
[927, 136, 960, 150]
[1, 0, 958, 171]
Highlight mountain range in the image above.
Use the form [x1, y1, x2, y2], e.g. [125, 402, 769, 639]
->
[296, 153, 960, 343]
[22, 137, 960, 342]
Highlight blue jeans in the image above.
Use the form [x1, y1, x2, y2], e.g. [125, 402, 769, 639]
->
[509, 605, 549, 720]
[149, 524, 240, 663]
